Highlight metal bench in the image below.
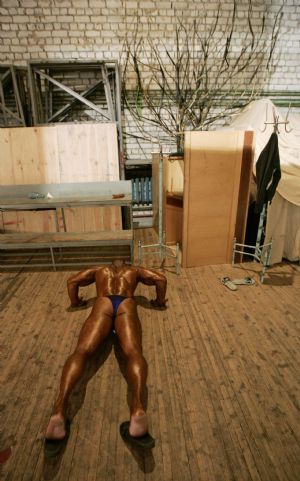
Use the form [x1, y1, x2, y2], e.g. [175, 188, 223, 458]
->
[0, 181, 134, 270]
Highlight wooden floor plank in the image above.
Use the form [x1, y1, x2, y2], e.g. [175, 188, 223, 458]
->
[164, 277, 215, 481]
[1, 228, 299, 481]
[191, 262, 298, 479]
[178, 272, 249, 481]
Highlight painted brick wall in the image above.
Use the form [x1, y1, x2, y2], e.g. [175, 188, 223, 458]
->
[0, 0, 299, 164]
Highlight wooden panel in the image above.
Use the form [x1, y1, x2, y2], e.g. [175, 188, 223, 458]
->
[0, 230, 133, 244]
[2, 210, 57, 233]
[165, 204, 183, 244]
[0, 129, 14, 185]
[0, 124, 120, 233]
[0, 127, 60, 233]
[39, 125, 61, 184]
[165, 156, 184, 193]
[234, 131, 254, 251]
[56, 123, 119, 183]
[61, 206, 122, 232]
[182, 131, 245, 267]
[56, 124, 121, 231]
[93, 123, 120, 181]
[164, 156, 184, 244]
[5, 128, 41, 184]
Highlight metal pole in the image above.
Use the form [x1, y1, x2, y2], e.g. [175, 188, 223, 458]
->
[50, 247, 56, 271]
[115, 62, 125, 180]
[61, 208, 67, 232]
[138, 148, 180, 274]
[255, 204, 266, 257]
[176, 242, 180, 275]
[232, 237, 236, 265]
[138, 240, 142, 265]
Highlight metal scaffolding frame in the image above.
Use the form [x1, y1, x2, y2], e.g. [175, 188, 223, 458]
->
[0, 64, 27, 127]
[27, 60, 125, 179]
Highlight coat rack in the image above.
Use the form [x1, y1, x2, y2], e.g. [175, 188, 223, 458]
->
[261, 103, 292, 134]
[233, 105, 292, 282]
[138, 145, 180, 274]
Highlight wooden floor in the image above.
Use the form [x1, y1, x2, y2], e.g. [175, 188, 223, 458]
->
[0, 228, 299, 481]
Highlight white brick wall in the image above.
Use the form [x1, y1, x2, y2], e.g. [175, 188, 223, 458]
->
[0, 0, 299, 164]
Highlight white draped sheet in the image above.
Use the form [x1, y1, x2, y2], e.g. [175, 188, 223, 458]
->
[265, 192, 300, 263]
[222, 99, 300, 263]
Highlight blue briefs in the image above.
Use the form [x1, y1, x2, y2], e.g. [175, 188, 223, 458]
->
[107, 295, 127, 317]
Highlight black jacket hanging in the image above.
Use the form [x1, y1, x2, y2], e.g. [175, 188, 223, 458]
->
[254, 132, 281, 214]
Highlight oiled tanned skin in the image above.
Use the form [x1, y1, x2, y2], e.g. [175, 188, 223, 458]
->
[45, 260, 167, 440]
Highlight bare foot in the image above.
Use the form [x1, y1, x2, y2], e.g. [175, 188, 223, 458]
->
[129, 411, 148, 437]
[45, 414, 66, 440]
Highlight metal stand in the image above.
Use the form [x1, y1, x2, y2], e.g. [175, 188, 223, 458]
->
[232, 203, 273, 283]
[138, 147, 180, 275]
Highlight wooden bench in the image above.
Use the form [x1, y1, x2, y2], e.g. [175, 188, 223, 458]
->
[0, 230, 133, 270]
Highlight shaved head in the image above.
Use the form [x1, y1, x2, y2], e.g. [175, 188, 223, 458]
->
[112, 259, 125, 267]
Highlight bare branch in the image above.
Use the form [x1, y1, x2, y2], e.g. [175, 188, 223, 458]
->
[121, 2, 283, 153]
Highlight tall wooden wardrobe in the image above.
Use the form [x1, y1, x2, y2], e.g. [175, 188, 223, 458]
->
[152, 131, 254, 268]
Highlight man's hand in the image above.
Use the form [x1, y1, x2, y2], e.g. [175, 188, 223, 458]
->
[150, 299, 167, 310]
[67, 297, 87, 311]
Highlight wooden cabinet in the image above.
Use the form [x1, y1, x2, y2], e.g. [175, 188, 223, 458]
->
[182, 131, 254, 267]
[151, 131, 253, 267]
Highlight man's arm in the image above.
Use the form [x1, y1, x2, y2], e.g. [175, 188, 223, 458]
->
[67, 267, 99, 307]
[137, 267, 167, 308]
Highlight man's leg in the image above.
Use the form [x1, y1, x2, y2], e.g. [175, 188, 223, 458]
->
[114, 298, 149, 437]
[45, 297, 113, 440]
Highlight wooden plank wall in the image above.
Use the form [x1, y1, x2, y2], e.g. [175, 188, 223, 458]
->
[0, 123, 121, 233]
